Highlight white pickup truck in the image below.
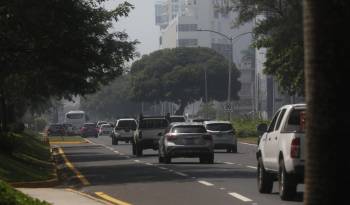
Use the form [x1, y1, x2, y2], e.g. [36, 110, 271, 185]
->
[256, 104, 306, 200]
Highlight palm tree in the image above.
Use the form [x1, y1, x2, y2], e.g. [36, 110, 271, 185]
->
[303, 0, 344, 204]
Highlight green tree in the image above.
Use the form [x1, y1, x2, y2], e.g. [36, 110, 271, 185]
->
[229, 0, 304, 95]
[129, 47, 241, 114]
[80, 76, 143, 120]
[0, 0, 137, 130]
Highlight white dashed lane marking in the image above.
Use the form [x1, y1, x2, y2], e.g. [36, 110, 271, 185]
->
[228, 192, 253, 202]
[198, 180, 214, 186]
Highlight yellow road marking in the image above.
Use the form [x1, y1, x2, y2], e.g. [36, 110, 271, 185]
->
[58, 147, 90, 186]
[95, 192, 132, 205]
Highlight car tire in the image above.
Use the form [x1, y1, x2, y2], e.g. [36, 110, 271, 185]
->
[132, 141, 136, 155]
[257, 157, 274, 193]
[231, 145, 237, 153]
[136, 143, 143, 157]
[207, 153, 214, 164]
[164, 155, 171, 164]
[158, 156, 164, 163]
[279, 158, 297, 200]
[226, 148, 231, 153]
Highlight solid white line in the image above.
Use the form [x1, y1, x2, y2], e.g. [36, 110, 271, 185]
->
[159, 167, 168, 170]
[114, 151, 119, 154]
[224, 162, 235, 165]
[239, 142, 257, 147]
[174, 171, 188, 177]
[134, 160, 140, 163]
[145, 163, 153, 166]
[198, 180, 214, 186]
[246, 166, 257, 169]
[228, 192, 253, 202]
[220, 187, 226, 190]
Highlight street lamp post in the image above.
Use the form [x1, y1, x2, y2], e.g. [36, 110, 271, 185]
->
[196, 29, 252, 121]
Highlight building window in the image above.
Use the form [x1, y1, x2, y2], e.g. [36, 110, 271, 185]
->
[177, 24, 198, 32]
[178, 39, 198, 47]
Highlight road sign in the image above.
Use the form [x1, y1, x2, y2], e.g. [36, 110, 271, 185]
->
[224, 103, 232, 111]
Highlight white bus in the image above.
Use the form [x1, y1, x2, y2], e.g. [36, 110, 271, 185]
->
[64, 110, 88, 134]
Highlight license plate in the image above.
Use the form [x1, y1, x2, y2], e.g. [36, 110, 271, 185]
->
[184, 139, 195, 144]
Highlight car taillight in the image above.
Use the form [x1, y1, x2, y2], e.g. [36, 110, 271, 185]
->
[81, 127, 86, 132]
[96, 128, 100, 132]
[291, 137, 300, 158]
[166, 134, 176, 141]
[202, 134, 212, 141]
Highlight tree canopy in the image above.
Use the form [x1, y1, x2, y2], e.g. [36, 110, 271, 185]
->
[129, 47, 241, 114]
[80, 76, 143, 120]
[230, 0, 304, 95]
[0, 0, 137, 129]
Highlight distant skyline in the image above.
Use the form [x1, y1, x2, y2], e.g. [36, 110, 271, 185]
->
[104, 0, 160, 57]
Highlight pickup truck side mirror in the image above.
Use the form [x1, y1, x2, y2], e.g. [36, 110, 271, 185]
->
[157, 132, 162, 136]
[257, 123, 268, 135]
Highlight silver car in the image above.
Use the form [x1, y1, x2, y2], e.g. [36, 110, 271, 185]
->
[158, 122, 214, 164]
[204, 121, 237, 153]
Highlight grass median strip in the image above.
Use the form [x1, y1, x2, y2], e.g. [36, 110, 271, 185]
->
[49, 136, 87, 144]
[95, 192, 132, 205]
[58, 148, 90, 186]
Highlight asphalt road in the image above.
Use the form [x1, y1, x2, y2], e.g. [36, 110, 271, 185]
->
[59, 136, 304, 205]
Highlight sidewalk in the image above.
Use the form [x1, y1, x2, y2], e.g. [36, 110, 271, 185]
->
[17, 188, 109, 205]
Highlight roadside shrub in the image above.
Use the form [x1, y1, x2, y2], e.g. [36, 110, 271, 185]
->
[0, 133, 22, 155]
[34, 118, 47, 132]
[233, 118, 270, 138]
[0, 180, 50, 205]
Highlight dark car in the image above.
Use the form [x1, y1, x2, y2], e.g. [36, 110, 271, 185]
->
[47, 123, 65, 136]
[81, 123, 98, 138]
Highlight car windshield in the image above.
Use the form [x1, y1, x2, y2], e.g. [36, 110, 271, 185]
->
[139, 119, 168, 129]
[172, 125, 206, 133]
[206, 123, 233, 132]
[66, 113, 84, 119]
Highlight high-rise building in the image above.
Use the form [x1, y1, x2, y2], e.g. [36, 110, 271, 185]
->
[155, 0, 255, 116]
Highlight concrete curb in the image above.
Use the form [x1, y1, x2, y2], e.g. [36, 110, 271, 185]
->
[65, 188, 113, 205]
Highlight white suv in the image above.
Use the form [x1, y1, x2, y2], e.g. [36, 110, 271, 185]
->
[256, 104, 306, 200]
[111, 118, 137, 145]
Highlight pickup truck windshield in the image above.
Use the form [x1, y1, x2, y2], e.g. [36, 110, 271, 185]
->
[118, 120, 137, 130]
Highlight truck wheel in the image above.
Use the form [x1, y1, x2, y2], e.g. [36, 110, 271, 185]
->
[257, 157, 273, 193]
[158, 155, 164, 163]
[279, 158, 297, 200]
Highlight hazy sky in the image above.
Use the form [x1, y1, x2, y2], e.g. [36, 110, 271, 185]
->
[105, 0, 160, 57]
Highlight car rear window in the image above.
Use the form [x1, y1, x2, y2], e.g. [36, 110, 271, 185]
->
[117, 120, 137, 130]
[49, 125, 63, 129]
[206, 123, 233, 131]
[84, 123, 96, 128]
[172, 125, 206, 133]
[139, 119, 168, 129]
[66, 113, 84, 119]
[169, 117, 185, 123]
[284, 108, 306, 133]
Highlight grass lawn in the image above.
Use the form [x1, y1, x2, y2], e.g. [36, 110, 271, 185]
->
[0, 132, 55, 183]
[0, 180, 50, 205]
